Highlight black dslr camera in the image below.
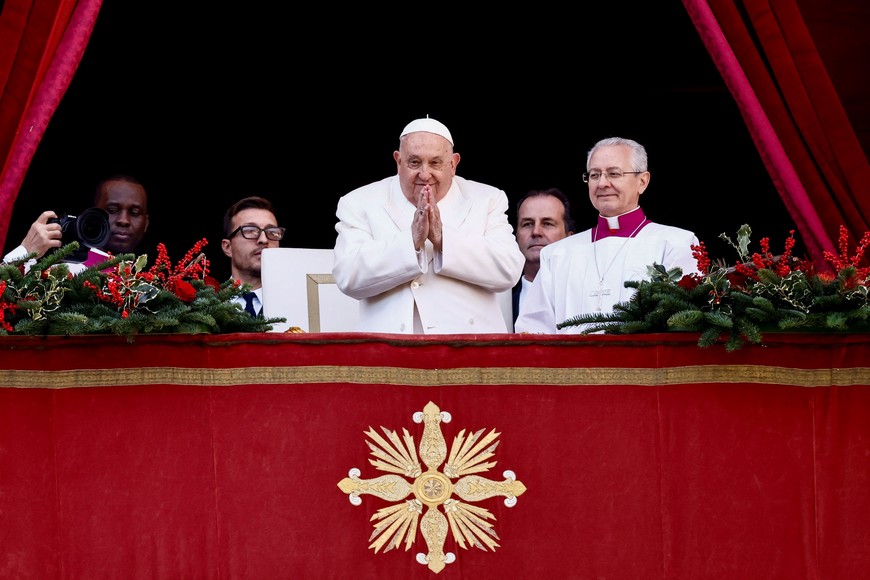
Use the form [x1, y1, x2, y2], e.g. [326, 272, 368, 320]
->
[49, 207, 111, 262]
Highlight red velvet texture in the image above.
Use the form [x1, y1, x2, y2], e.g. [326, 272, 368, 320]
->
[0, 0, 99, 247]
[1, 333, 869, 579]
[684, 0, 870, 267]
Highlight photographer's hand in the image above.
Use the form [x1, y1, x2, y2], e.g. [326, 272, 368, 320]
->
[20, 211, 62, 257]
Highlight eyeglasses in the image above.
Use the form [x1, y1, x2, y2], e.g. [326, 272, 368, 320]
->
[582, 170, 643, 183]
[228, 225, 286, 241]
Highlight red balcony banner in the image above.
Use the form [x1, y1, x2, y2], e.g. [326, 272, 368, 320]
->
[1, 332, 869, 579]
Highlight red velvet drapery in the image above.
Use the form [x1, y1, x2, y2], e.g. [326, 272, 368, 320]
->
[1, 1, 866, 265]
[0, 0, 100, 247]
[684, 0, 870, 267]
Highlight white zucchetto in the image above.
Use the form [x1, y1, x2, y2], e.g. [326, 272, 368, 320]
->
[399, 116, 454, 146]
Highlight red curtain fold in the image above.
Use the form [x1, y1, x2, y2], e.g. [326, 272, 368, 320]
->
[2, 1, 867, 268]
[684, 0, 870, 267]
[0, 0, 100, 249]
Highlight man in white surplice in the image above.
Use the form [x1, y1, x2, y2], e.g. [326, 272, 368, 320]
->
[514, 137, 700, 334]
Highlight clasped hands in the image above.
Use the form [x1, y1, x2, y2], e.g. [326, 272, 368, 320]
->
[413, 185, 442, 253]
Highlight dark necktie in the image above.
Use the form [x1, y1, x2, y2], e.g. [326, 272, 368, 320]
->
[243, 292, 258, 317]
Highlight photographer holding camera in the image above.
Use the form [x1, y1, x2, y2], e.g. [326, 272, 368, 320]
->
[2, 211, 64, 265]
[2, 175, 149, 267]
[1, 208, 111, 272]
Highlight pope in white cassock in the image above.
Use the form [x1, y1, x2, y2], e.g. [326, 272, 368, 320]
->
[332, 117, 524, 334]
[514, 137, 701, 334]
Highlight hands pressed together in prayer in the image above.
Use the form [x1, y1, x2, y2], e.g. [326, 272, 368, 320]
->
[333, 116, 524, 334]
[413, 184, 442, 253]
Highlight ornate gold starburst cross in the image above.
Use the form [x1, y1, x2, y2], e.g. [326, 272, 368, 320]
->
[337, 401, 527, 574]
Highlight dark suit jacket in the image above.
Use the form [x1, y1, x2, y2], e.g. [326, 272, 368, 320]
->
[512, 281, 522, 324]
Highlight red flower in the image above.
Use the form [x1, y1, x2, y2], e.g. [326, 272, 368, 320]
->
[677, 275, 700, 290]
[726, 270, 750, 289]
[204, 275, 221, 292]
[172, 280, 197, 302]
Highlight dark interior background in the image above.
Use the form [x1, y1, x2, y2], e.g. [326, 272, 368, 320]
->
[8, 1, 799, 281]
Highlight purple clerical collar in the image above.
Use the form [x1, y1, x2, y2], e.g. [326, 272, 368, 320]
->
[594, 208, 648, 241]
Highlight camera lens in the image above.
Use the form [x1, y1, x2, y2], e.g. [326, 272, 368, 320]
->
[75, 208, 111, 248]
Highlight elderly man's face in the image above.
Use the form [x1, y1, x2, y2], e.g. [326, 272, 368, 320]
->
[586, 144, 649, 218]
[394, 132, 459, 205]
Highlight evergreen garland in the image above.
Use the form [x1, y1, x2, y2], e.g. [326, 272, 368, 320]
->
[0, 240, 284, 337]
[558, 225, 870, 351]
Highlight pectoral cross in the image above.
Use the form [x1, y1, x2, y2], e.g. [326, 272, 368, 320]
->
[590, 286, 610, 312]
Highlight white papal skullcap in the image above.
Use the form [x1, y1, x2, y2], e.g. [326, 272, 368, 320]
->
[399, 116, 454, 146]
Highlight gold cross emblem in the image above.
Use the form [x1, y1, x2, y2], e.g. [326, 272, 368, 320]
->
[337, 401, 527, 573]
